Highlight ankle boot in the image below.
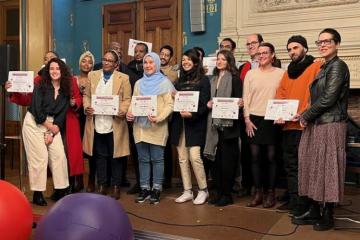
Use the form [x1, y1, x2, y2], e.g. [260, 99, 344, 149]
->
[51, 189, 67, 201]
[74, 174, 84, 192]
[68, 176, 76, 194]
[86, 174, 95, 192]
[313, 203, 334, 231]
[263, 189, 276, 208]
[33, 191, 47, 206]
[292, 201, 321, 225]
[247, 189, 263, 207]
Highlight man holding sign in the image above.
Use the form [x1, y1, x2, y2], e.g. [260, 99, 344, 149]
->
[274, 35, 322, 214]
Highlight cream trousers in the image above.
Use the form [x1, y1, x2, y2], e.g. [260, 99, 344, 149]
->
[22, 112, 69, 191]
[177, 129, 207, 190]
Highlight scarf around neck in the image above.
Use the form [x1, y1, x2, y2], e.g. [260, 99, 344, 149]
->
[287, 55, 315, 79]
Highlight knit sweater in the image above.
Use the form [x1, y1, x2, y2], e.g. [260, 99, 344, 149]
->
[275, 61, 322, 130]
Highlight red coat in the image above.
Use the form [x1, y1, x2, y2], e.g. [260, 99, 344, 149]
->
[9, 75, 84, 176]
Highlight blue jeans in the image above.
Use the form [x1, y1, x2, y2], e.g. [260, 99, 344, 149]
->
[136, 142, 165, 191]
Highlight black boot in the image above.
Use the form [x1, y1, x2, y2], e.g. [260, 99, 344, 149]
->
[51, 188, 67, 201]
[290, 196, 311, 217]
[68, 176, 76, 194]
[313, 203, 334, 231]
[292, 201, 321, 225]
[33, 191, 47, 206]
[74, 174, 84, 192]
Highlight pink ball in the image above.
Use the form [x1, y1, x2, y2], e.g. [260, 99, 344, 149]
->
[0, 180, 33, 240]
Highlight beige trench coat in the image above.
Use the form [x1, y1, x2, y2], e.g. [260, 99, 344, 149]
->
[82, 70, 131, 158]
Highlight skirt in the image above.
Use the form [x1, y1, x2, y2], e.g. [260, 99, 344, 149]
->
[247, 115, 280, 145]
[298, 121, 347, 203]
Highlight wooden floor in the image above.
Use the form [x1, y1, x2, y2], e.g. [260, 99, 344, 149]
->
[3, 158, 360, 240]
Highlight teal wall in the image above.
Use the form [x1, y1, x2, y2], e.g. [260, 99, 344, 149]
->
[52, 0, 222, 74]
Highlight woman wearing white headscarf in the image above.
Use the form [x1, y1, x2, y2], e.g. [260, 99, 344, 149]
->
[127, 52, 174, 204]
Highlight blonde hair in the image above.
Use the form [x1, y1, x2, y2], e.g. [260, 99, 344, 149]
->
[79, 51, 95, 70]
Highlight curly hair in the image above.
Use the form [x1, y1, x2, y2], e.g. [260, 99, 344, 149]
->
[40, 58, 72, 97]
[213, 49, 239, 76]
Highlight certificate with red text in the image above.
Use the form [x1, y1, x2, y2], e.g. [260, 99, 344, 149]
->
[174, 91, 199, 112]
[212, 97, 239, 119]
[131, 95, 157, 117]
[7, 71, 34, 93]
[92, 95, 119, 115]
[265, 99, 299, 121]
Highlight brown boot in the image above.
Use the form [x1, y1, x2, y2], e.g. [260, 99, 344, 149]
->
[97, 185, 107, 195]
[247, 189, 263, 207]
[111, 185, 121, 200]
[86, 174, 95, 192]
[263, 189, 276, 208]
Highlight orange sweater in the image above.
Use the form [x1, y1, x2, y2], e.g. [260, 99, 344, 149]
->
[275, 61, 322, 130]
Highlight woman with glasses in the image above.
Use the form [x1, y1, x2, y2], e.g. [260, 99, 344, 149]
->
[293, 28, 350, 231]
[243, 42, 284, 208]
[83, 50, 131, 200]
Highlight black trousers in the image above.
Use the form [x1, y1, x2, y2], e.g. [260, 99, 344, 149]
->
[239, 121, 253, 189]
[282, 130, 302, 195]
[214, 131, 239, 197]
[93, 131, 123, 186]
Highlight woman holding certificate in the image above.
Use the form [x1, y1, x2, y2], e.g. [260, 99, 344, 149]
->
[171, 49, 210, 205]
[243, 43, 284, 208]
[204, 49, 242, 207]
[22, 58, 71, 206]
[83, 50, 131, 200]
[294, 28, 349, 231]
[126, 52, 174, 204]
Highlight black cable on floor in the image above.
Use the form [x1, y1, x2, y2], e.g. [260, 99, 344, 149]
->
[126, 211, 299, 237]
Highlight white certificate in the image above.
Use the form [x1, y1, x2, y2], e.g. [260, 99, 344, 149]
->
[212, 97, 239, 119]
[173, 91, 199, 112]
[128, 39, 152, 56]
[92, 95, 119, 115]
[131, 95, 157, 116]
[264, 99, 299, 121]
[202, 57, 217, 76]
[7, 71, 34, 93]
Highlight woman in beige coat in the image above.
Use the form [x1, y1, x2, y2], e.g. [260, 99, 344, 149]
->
[83, 50, 131, 200]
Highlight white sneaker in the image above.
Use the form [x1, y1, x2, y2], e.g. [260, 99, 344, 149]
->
[193, 190, 209, 205]
[175, 190, 193, 203]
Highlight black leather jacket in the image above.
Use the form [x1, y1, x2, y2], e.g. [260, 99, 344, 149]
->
[302, 56, 350, 124]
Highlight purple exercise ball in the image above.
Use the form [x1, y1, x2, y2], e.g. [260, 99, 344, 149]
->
[34, 193, 133, 240]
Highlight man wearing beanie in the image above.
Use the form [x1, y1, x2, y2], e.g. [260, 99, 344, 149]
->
[274, 35, 322, 216]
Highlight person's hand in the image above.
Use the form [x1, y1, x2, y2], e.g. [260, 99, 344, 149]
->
[203, 65, 209, 74]
[44, 132, 54, 146]
[245, 117, 257, 138]
[274, 118, 285, 125]
[238, 98, 244, 108]
[4, 81, 12, 91]
[180, 111, 192, 118]
[70, 98, 76, 107]
[85, 106, 94, 116]
[148, 115, 157, 123]
[126, 112, 135, 122]
[116, 111, 126, 119]
[207, 100, 213, 109]
[299, 117, 308, 128]
[291, 113, 301, 122]
[48, 124, 59, 135]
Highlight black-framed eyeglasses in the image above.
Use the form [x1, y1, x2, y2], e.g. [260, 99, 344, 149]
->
[315, 39, 333, 47]
[102, 58, 115, 64]
[246, 41, 259, 47]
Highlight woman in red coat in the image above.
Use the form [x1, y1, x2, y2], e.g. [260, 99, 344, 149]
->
[5, 51, 85, 195]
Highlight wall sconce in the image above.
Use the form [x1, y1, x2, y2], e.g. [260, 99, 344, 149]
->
[82, 40, 89, 52]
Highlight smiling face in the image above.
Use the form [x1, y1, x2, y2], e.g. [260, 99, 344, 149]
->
[80, 56, 94, 73]
[143, 56, 157, 75]
[317, 32, 339, 61]
[49, 62, 61, 81]
[257, 46, 274, 67]
[102, 52, 117, 72]
[134, 44, 147, 62]
[216, 53, 228, 71]
[287, 42, 306, 62]
[160, 48, 172, 66]
[246, 34, 260, 58]
[181, 55, 194, 72]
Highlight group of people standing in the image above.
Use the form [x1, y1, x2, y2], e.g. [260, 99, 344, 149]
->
[5, 27, 349, 231]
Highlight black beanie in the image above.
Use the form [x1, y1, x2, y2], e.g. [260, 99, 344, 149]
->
[287, 35, 308, 50]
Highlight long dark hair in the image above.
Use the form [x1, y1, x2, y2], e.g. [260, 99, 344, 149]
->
[40, 58, 72, 97]
[178, 48, 204, 86]
[213, 49, 239, 76]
